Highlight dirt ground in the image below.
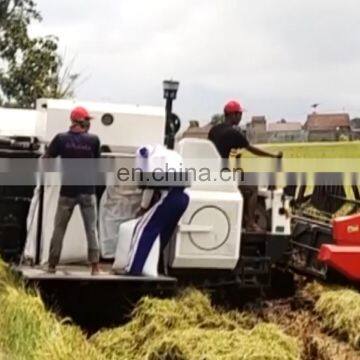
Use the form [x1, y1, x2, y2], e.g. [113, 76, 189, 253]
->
[253, 278, 360, 360]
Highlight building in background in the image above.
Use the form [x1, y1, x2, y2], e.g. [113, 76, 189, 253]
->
[181, 111, 357, 145]
[246, 116, 268, 144]
[304, 113, 351, 142]
[351, 118, 360, 140]
[267, 119, 305, 143]
[181, 120, 212, 139]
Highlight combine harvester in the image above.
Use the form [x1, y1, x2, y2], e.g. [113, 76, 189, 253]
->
[0, 87, 358, 326]
[0, 92, 293, 325]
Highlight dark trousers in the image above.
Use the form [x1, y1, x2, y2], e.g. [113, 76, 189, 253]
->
[48, 194, 100, 267]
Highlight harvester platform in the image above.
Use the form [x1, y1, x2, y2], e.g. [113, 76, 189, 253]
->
[15, 264, 177, 284]
[13, 264, 177, 330]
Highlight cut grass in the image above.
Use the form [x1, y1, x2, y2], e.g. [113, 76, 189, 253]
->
[302, 282, 360, 352]
[0, 260, 300, 360]
[91, 289, 300, 360]
[146, 324, 299, 360]
[260, 284, 360, 360]
[0, 260, 103, 360]
[0, 283, 103, 360]
[315, 288, 360, 350]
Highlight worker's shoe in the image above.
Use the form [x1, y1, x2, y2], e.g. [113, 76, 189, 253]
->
[47, 265, 56, 274]
[112, 268, 127, 275]
[91, 263, 101, 276]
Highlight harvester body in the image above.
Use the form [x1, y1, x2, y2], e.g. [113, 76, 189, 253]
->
[0, 99, 293, 292]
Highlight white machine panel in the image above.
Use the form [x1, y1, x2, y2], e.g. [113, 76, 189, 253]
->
[0, 108, 39, 137]
[172, 138, 243, 270]
[24, 185, 88, 265]
[260, 188, 291, 235]
[271, 190, 291, 235]
[36, 99, 166, 150]
[172, 190, 243, 269]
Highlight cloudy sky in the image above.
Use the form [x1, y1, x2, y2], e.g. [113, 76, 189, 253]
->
[31, 0, 360, 125]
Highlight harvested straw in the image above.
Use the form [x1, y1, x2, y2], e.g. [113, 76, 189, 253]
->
[303, 332, 360, 360]
[302, 281, 327, 300]
[315, 288, 360, 350]
[147, 325, 299, 360]
[91, 289, 300, 360]
[0, 283, 102, 360]
[35, 323, 103, 360]
[0, 260, 300, 359]
[0, 258, 19, 289]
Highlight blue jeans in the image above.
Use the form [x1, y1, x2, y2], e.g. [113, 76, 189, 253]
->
[48, 194, 100, 267]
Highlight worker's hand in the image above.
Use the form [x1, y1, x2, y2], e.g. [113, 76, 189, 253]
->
[136, 207, 148, 218]
[275, 151, 283, 159]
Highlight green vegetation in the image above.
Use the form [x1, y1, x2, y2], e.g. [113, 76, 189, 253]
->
[0, 0, 79, 108]
[315, 288, 360, 350]
[91, 289, 300, 360]
[0, 260, 102, 360]
[261, 141, 360, 158]
[0, 260, 300, 360]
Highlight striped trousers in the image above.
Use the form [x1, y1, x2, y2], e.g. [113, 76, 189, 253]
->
[126, 187, 189, 275]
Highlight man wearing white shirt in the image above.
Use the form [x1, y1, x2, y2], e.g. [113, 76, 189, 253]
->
[125, 145, 189, 275]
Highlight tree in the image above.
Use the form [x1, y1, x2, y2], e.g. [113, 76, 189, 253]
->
[0, 0, 79, 108]
[211, 113, 225, 125]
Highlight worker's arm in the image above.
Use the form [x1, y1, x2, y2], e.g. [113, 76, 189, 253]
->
[42, 135, 60, 158]
[95, 136, 101, 158]
[224, 128, 282, 159]
[246, 145, 283, 159]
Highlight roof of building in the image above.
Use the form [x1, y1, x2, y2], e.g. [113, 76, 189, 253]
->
[267, 121, 302, 132]
[305, 113, 351, 131]
[251, 116, 266, 124]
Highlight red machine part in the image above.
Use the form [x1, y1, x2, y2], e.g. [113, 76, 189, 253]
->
[318, 245, 360, 281]
[332, 213, 360, 246]
[317, 214, 360, 281]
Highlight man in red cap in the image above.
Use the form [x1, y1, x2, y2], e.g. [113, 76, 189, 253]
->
[208, 100, 282, 232]
[44, 106, 101, 275]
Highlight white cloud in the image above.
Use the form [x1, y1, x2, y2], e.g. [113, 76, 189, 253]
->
[31, 0, 360, 124]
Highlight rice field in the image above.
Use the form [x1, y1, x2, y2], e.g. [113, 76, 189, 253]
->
[0, 142, 359, 359]
[242, 140, 360, 176]
[1, 258, 360, 359]
[260, 140, 360, 158]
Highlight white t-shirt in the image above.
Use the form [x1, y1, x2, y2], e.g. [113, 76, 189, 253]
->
[135, 144, 185, 209]
[135, 144, 183, 173]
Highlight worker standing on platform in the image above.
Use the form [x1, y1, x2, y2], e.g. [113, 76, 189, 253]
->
[208, 100, 282, 232]
[44, 106, 101, 275]
[125, 145, 190, 275]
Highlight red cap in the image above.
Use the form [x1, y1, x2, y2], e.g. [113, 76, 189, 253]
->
[70, 107, 93, 121]
[224, 100, 243, 115]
